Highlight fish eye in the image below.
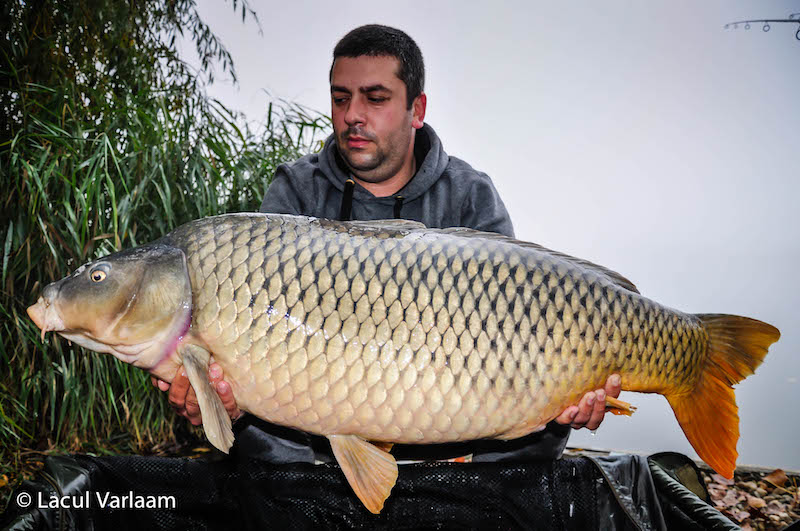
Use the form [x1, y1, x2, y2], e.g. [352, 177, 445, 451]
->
[90, 264, 110, 282]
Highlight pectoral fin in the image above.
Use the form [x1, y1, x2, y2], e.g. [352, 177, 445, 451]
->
[180, 344, 234, 453]
[328, 434, 398, 514]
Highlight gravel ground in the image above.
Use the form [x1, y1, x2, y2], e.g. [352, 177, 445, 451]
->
[701, 467, 799, 530]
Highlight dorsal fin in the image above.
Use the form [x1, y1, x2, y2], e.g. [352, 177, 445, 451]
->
[439, 227, 640, 294]
[318, 218, 428, 238]
[342, 219, 427, 231]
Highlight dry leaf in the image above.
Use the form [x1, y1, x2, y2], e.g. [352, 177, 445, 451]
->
[746, 494, 766, 509]
[721, 489, 744, 507]
[730, 509, 750, 523]
[708, 486, 727, 501]
[121, 399, 130, 423]
[764, 469, 788, 488]
[746, 506, 766, 521]
[712, 473, 734, 486]
[0, 474, 7, 488]
[764, 500, 785, 516]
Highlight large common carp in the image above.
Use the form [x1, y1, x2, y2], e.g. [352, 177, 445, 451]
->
[27, 213, 780, 513]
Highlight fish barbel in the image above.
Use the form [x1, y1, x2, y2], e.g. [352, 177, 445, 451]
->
[27, 213, 780, 513]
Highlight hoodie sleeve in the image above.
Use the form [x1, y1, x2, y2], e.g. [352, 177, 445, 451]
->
[259, 163, 305, 215]
[460, 176, 516, 238]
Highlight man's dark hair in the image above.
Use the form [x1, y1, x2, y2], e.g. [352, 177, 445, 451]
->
[331, 24, 425, 109]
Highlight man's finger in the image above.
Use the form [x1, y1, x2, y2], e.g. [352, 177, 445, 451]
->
[554, 406, 578, 425]
[605, 374, 622, 399]
[168, 368, 190, 409]
[208, 363, 223, 383]
[151, 376, 170, 392]
[585, 389, 606, 431]
[206, 363, 242, 421]
[184, 387, 200, 418]
[570, 392, 595, 428]
[216, 381, 241, 420]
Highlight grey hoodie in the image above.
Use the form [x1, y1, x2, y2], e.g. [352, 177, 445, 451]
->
[260, 123, 514, 238]
[248, 123, 570, 462]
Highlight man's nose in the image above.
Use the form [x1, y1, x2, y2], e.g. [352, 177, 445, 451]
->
[344, 97, 366, 125]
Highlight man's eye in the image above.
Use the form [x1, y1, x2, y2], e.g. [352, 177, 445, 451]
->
[333, 96, 348, 104]
[369, 97, 387, 103]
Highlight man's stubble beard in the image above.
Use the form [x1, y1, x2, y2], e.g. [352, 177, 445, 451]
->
[336, 124, 413, 184]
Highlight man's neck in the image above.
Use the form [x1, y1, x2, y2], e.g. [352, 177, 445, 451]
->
[354, 154, 416, 197]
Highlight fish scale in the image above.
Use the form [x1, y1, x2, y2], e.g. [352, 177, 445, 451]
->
[28, 213, 779, 512]
[172, 214, 702, 443]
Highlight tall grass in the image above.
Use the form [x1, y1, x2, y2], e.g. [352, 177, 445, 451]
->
[1, 88, 329, 457]
[0, 0, 331, 491]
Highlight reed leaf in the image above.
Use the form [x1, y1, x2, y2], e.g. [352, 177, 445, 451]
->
[0, 0, 331, 492]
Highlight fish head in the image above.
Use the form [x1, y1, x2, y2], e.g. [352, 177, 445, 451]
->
[27, 243, 193, 370]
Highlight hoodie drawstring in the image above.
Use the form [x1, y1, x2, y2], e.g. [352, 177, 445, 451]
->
[339, 181, 405, 220]
[393, 195, 404, 219]
[339, 179, 355, 221]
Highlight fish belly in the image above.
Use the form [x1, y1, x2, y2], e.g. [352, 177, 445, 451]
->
[176, 214, 706, 444]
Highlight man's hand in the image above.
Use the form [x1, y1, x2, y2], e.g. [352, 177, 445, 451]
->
[151, 363, 241, 425]
[554, 374, 622, 431]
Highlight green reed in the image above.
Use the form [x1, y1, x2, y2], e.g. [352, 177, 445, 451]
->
[0, 0, 331, 491]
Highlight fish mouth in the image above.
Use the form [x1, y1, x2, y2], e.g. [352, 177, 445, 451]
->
[27, 296, 66, 341]
[26, 295, 156, 358]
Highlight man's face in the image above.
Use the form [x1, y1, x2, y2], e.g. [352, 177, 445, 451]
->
[330, 55, 425, 184]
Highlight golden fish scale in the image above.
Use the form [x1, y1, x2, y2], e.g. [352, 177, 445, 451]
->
[174, 214, 707, 443]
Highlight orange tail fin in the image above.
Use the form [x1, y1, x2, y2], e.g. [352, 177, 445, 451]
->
[666, 314, 780, 479]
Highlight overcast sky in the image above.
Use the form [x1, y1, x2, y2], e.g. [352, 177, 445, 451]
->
[191, 0, 800, 469]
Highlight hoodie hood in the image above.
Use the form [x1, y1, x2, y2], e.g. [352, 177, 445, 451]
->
[260, 121, 515, 237]
[318, 123, 449, 204]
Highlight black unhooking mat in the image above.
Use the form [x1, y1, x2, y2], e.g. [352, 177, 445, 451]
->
[2, 452, 738, 530]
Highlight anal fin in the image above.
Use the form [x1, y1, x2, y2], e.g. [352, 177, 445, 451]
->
[328, 434, 398, 514]
[180, 344, 234, 453]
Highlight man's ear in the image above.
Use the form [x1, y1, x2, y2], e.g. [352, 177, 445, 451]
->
[411, 93, 426, 129]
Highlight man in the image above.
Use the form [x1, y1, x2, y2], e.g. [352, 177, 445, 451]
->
[154, 24, 621, 462]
